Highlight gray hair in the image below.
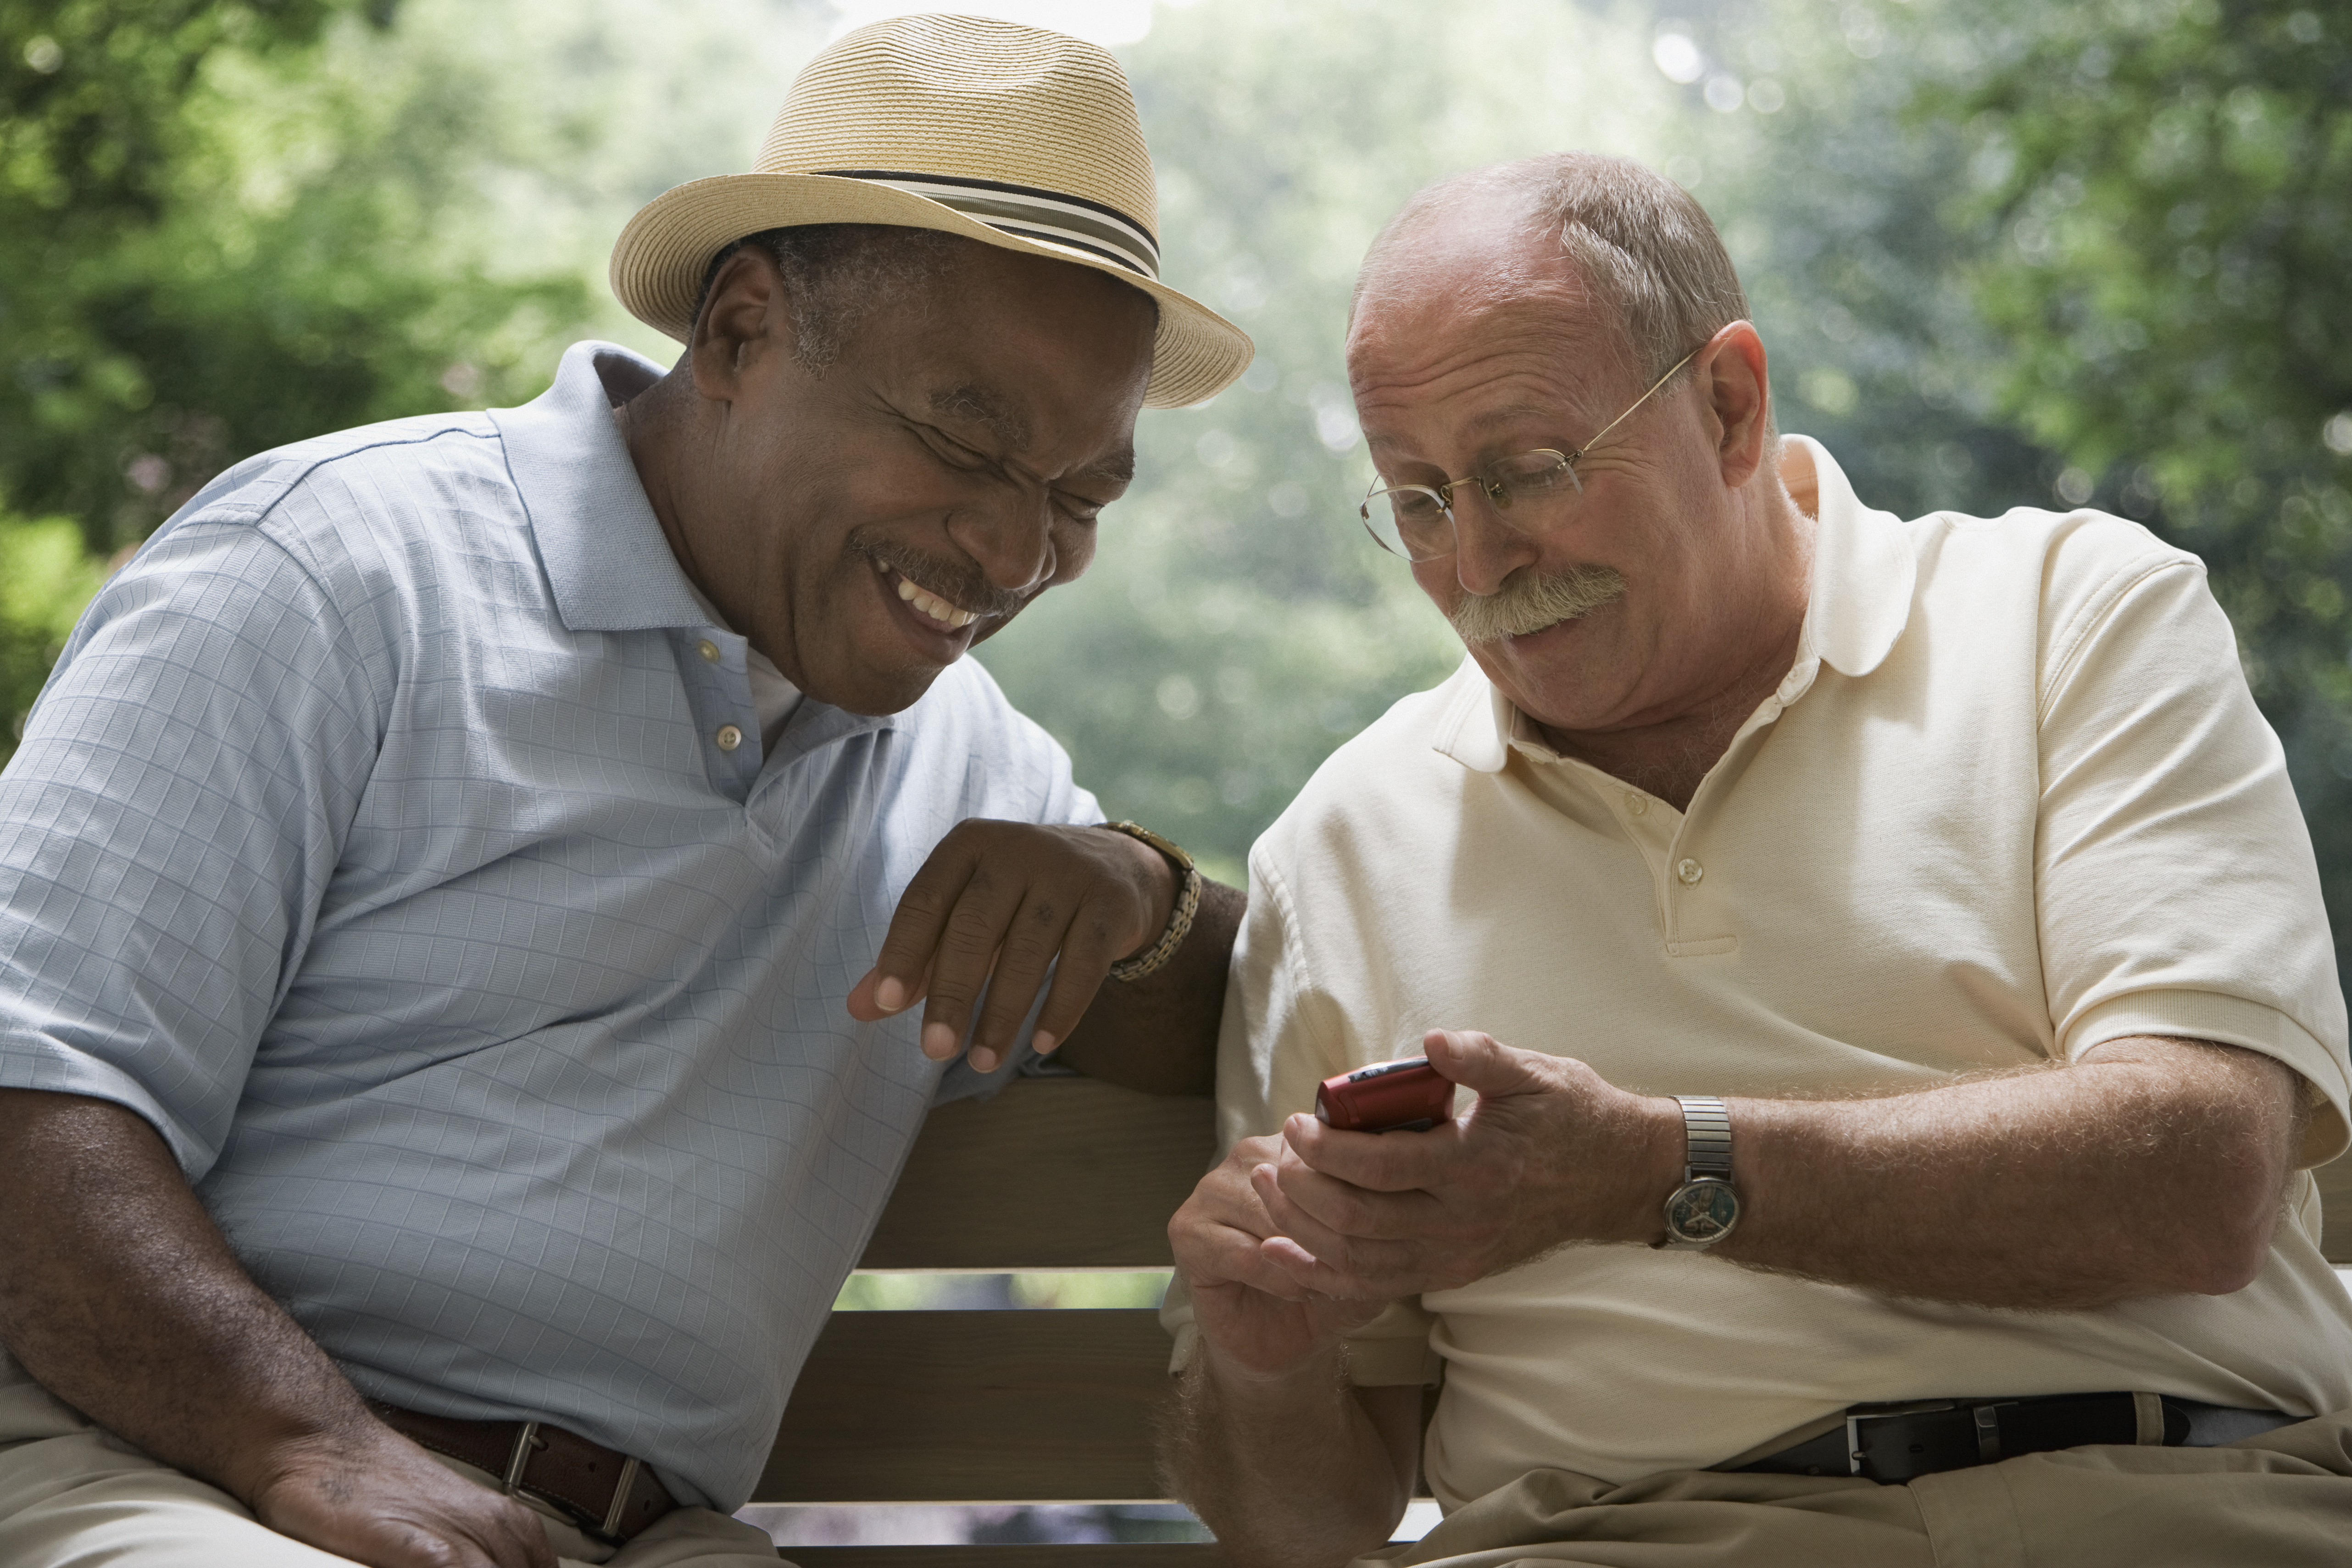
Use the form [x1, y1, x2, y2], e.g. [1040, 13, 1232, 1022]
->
[1359, 153, 1755, 397]
[695, 223, 965, 371]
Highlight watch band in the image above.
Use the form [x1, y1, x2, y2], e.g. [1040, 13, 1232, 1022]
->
[1099, 821, 1201, 982]
[1655, 1095, 1740, 1250]
[1675, 1095, 1732, 1181]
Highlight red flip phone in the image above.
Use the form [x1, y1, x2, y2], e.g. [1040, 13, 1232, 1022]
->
[1314, 1057, 1453, 1133]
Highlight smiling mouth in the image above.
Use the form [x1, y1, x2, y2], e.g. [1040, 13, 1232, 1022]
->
[873, 559, 980, 630]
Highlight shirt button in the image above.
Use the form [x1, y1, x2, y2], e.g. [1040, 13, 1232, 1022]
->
[715, 724, 743, 752]
[696, 638, 721, 663]
[1676, 857, 1704, 885]
[1625, 792, 1649, 817]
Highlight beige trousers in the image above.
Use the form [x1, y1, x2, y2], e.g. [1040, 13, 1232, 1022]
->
[0, 1351, 789, 1568]
[1353, 1410, 2352, 1568]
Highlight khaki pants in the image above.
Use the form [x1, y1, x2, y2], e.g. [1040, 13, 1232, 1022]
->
[1353, 1410, 2352, 1568]
[0, 1351, 789, 1568]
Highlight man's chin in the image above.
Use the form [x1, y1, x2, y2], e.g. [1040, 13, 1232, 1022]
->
[801, 651, 960, 718]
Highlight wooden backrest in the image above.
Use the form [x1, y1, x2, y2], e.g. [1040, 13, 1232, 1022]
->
[760, 1075, 2352, 1566]
[761, 1077, 1222, 1566]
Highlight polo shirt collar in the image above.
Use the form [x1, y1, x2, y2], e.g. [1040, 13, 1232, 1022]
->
[1432, 434, 1918, 775]
[491, 340, 709, 634]
[1790, 434, 1916, 683]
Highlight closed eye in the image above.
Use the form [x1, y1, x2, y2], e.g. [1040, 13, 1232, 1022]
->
[909, 423, 995, 473]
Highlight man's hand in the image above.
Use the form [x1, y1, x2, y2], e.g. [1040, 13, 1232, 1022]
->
[248, 1424, 555, 1568]
[1251, 1029, 1680, 1301]
[846, 819, 1176, 1071]
[0, 1090, 559, 1568]
[1164, 1134, 1424, 1566]
[1170, 1134, 1390, 1379]
[1248, 1029, 2303, 1312]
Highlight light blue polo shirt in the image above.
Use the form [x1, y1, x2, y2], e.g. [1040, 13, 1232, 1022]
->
[0, 342, 1100, 1509]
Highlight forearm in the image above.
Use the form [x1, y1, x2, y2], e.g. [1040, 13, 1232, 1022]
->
[1163, 1341, 1413, 1568]
[0, 1089, 381, 1500]
[1056, 878, 1240, 1096]
[1712, 1037, 2302, 1308]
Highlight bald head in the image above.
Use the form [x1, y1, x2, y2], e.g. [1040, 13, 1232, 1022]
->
[1354, 153, 1755, 393]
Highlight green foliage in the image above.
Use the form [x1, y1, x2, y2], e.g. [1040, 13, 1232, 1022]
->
[0, 0, 590, 555]
[1943, 0, 2352, 972]
[0, 511, 107, 752]
[4, 0, 2345, 976]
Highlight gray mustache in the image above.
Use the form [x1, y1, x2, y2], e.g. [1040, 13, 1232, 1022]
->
[1447, 564, 1628, 643]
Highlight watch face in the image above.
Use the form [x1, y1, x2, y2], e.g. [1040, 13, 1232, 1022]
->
[1665, 1178, 1740, 1245]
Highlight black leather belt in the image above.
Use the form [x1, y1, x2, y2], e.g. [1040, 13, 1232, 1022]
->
[1739, 1392, 2300, 1484]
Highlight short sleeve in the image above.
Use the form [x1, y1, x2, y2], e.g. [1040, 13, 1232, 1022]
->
[2035, 550, 2351, 1163]
[0, 518, 384, 1176]
[1158, 842, 1438, 1385]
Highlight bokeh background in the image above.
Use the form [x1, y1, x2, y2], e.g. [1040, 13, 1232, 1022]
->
[5, 0, 2349, 1547]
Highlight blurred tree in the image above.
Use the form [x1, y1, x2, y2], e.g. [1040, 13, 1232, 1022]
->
[1948, 0, 2352, 975]
[0, 0, 594, 761]
[979, 0, 1689, 880]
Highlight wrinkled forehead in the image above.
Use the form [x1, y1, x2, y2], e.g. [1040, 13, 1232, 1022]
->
[1347, 291, 1636, 460]
[1350, 224, 1637, 410]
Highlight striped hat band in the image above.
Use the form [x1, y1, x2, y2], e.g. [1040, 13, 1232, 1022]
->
[812, 170, 1160, 282]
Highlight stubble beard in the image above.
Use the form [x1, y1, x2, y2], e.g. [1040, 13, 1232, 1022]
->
[1446, 563, 1629, 645]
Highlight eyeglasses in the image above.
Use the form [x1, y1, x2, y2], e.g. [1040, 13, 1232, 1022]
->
[1355, 346, 1701, 561]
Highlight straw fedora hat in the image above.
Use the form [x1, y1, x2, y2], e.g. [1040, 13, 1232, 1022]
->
[609, 13, 1252, 409]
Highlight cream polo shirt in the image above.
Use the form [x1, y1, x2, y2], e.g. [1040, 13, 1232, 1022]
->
[1169, 437, 2352, 1509]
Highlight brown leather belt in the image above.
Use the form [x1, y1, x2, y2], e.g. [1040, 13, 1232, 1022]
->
[372, 1402, 677, 1543]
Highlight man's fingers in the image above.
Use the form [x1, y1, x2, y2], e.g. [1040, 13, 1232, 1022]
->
[1173, 1185, 1318, 1302]
[1424, 1028, 1551, 1097]
[1251, 1161, 1411, 1279]
[1257, 1234, 1403, 1301]
[967, 886, 1102, 1066]
[1282, 1111, 1457, 1191]
[1269, 1153, 1435, 1242]
[1201, 1225, 1320, 1301]
[915, 867, 1028, 1064]
[1020, 891, 1130, 1055]
[869, 832, 984, 1018]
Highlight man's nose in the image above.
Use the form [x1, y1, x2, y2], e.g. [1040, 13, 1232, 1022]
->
[946, 487, 1057, 596]
[1447, 487, 1538, 597]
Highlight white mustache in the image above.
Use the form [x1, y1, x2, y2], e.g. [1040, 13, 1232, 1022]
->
[1447, 565, 1627, 643]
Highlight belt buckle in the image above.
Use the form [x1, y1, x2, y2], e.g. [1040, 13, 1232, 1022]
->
[501, 1417, 645, 1544]
[501, 1420, 548, 1496]
[599, 1456, 645, 1541]
[1842, 1400, 1957, 1478]
[1844, 1398, 2016, 1480]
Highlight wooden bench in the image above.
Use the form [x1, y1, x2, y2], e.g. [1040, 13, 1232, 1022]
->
[760, 1075, 1223, 1567]
[752, 1074, 2352, 1566]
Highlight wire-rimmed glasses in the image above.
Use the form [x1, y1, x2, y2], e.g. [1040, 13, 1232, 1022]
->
[1355, 345, 1701, 561]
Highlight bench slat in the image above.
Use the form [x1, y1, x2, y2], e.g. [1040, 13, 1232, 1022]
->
[761, 1309, 1173, 1503]
[857, 1080, 1215, 1271]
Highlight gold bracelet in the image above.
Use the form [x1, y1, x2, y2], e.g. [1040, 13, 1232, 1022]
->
[1100, 820, 1202, 982]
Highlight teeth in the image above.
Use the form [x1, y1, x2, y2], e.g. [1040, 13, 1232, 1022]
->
[894, 574, 978, 629]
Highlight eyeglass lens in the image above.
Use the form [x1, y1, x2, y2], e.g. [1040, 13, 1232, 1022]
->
[1361, 450, 1577, 559]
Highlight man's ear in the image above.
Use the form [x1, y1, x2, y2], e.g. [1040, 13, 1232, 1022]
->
[689, 248, 791, 401]
[1698, 320, 1774, 489]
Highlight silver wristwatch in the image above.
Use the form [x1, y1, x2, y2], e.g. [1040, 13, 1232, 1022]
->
[1657, 1095, 1741, 1249]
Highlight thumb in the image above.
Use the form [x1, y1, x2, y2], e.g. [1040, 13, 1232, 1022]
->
[1423, 1029, 1548, 1099]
